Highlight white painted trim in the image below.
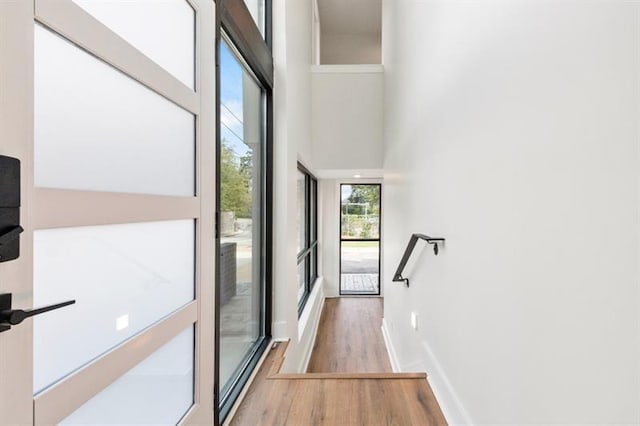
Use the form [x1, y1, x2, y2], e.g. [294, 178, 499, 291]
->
[272, 320, 288, 341]
[380, 318, 400, 373]
[311, 64, 384, 74]
[32, 189, 200, 229]
[382, 318, 473, 425]
[315, 168, 384, 179]
[296, 155, 318, 178]
[311, 0, 320, 66]
[0, 1, 34, 422]
[297, 278, 326, 373]
[35, 302, 197, 424]
[36, 0, 199, 114]
[419, 339, 474, 426]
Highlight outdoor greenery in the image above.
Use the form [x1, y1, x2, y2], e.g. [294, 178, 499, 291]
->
[341, 185, 380, 216]
[341, 185, 380, 239]
[342, 216, 380, 239]
[220, 139, 253, 218]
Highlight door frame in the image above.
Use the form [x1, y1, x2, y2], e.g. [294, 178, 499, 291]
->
[214, 0, 274, 422]
[338, 182, 383, 296]
[0, 0, 36, 423]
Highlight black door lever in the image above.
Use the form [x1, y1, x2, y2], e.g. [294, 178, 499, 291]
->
[0, 155, 22, 262]
[0, 225, 23, 246]
[0, 293, 75, 333]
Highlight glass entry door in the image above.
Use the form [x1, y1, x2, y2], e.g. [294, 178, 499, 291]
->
[340, 184, 381, 295]
[0, 0, 216, 424]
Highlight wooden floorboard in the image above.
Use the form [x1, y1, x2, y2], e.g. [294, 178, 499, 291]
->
[307, 297, 392, 373]
[229, 298, 447, 425]
[271, 372, 426, 380]
[230, 342, 447, 426]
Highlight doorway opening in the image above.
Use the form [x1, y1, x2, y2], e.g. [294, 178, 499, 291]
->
[339, 184, 381, 295]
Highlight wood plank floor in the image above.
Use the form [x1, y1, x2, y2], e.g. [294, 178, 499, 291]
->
[307, 297, 392, 373]
[230, 342, 448, 426]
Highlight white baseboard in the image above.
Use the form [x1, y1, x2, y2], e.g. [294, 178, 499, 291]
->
[382, 318, 473, 425]
[381, 318, 400, 372]
[297, 280, 325, 372]
[420, 339, 474, 425]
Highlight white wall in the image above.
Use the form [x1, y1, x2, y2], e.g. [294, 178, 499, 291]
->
[272, 0, 319, 372]
[311, 65, 384, 171]
[320, 33, 380, 64]
[319, 179, 340, 297]
[382, 0, 640, 424]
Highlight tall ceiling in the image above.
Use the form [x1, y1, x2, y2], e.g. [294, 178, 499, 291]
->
[317, 0, 382, 35]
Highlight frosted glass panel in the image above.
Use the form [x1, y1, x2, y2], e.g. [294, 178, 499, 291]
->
[61, 327, 194, 425]
[72, 0, 195, 88]
[33, 220, 195, 394]
[34, 25, 195, 196]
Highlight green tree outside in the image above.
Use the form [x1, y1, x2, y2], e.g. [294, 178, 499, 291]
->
[341, 185, 380, 239]
[221, 139, 252, 218]
[343, 185, 380, 216]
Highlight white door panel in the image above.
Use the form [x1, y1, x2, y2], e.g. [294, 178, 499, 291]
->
[0, 0, 215, 424]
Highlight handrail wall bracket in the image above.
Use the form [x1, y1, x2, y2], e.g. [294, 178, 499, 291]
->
[392, 233, 445, 287]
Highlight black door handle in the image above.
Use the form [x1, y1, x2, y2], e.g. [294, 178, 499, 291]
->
[0, 293, 75, 333]
[0, 155, 22, 263]
[0, 225, 23, 246]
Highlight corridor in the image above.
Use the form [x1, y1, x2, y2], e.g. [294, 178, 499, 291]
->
[228, 298, 447, 425]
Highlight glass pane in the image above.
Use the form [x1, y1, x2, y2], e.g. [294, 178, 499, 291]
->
[311, 246, 317, 283]
[297, 259, 306, 305]
[219, 40, 264, 396]
[72, 0, 195, 88]
[341, 185, 380, 240]
[61, 327, 194, 425]
[34, 25, 195, 196]
[242, 0, 265, 36]
[310, 179, 317, 242]
[297, 170, 306, 254]
[340, 241, 380, 294]
[33, 220, 195, 393]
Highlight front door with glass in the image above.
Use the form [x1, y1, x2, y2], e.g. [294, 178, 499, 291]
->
[0, 1, 215, 424]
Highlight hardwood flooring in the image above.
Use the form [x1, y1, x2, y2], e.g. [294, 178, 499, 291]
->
[230, 342, 447, 426]
[307, 297, 392, 373]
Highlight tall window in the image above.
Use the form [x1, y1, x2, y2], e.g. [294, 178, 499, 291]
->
[340, 184, 381, 295]
[216, 0, 272, 422]
[218, 37, 265, 408]
[297, 163, 318, 313]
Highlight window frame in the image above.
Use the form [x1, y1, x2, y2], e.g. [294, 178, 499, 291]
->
[338, 183, 382, 296]
[297, 162, 318, 315]
[215, 0, 273, 423]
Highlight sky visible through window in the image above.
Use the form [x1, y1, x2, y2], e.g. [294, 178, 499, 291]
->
[220, 41, 250, 157]
[341, 185, 352, 201]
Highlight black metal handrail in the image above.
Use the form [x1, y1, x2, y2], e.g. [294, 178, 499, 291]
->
[392, 233, 445, 287]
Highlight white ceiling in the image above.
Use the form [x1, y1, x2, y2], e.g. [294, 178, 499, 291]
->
[317, 0, 382, 35]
